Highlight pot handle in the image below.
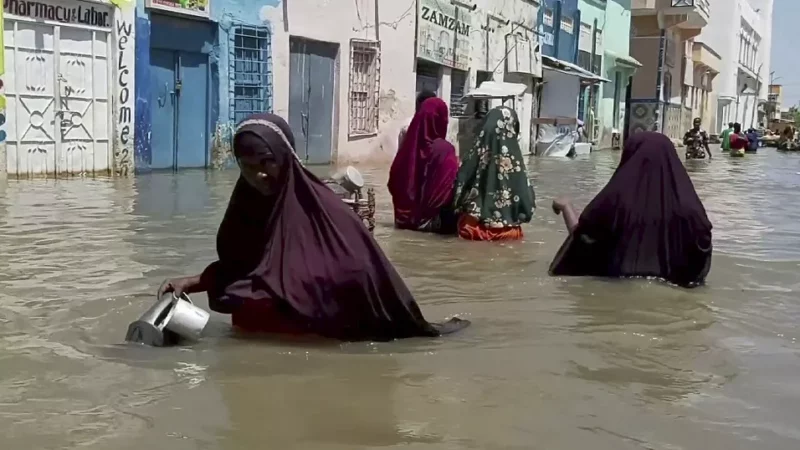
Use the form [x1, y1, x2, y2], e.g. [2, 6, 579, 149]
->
[173, 292, 193, 304]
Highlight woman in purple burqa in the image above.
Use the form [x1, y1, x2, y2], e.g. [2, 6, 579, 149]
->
[158, 113, 469, 341]
[549, 132, 712, 287]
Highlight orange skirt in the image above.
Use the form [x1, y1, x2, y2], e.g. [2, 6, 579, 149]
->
[457, 215, 523, 241]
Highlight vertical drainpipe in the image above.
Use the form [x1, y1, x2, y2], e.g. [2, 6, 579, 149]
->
[588, 18, 598, 134]
[553, 0, 562, 59]
[654, 12, 666, 132]
[573, 9, 581, 64]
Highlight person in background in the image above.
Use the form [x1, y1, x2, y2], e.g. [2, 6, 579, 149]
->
[683, 117, 712, 159]
[729, 123, 747, 157]
[745, 128, 760, 153]
[398, 90, 437, 150]
[388, 98, 459, 234]
[721, 122, 734, 153]
[158, 113, 469, 341]
[452, 106, 536, 241]
[549, 132, 712, 288]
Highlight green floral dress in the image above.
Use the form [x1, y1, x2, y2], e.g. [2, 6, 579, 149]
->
[452, 107, 536, 229]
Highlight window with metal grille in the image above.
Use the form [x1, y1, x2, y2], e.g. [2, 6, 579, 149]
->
[348, 39, 381, 136]
[230, 25, 272, 124]
[543, 8, 554, 27]
[450, 69, 469, 117]
[560, 16, 574, 34]
[416, 60, 441, 94]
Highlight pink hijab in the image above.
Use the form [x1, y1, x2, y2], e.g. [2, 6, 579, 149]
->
[388, 98, 458, 229]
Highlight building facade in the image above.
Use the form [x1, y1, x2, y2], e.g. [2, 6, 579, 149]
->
[628, 0, 710, 140]
[598, 0, 640, 148]
[539, 0, 580, 62]
[576, 0, 604, 134]
[405, 0, 544, 157]
[0, 0, 136, 177]
[131, 0, 544, 170]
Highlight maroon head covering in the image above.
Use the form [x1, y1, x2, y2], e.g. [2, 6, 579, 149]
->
[549, 132, 713, 287]
[201, 113, 468, 341]
[388, 97, 457, 229]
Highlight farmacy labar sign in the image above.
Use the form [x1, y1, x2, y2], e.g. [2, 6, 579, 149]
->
[4, 0, 111, 28]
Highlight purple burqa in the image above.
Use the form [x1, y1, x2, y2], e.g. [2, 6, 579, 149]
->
[549, 132, 713, 287]
[201, 114, 468, 341]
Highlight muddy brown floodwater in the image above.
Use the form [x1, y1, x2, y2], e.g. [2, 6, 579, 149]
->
[1, 148, 800, 449]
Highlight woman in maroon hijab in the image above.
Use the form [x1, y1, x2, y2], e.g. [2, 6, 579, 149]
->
[157, 113, 469, 341]
[549, 132, 712, 288]
[389, 97, 459, 234]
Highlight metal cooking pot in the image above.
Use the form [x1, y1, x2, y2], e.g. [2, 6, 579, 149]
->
[125, 293, 210, 347]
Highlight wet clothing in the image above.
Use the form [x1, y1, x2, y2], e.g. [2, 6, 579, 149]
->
[745, 130, 759, 152]
[730, 132, 747, 156]
[453, 106, 536, 241]
[683, 127, 710, 159]
[201, 113, 469, 341]
[389, 98, 459, 234]
[721, 127, 733, 151]
[457, 215, 523, 241]
[549, 132, 713, 288]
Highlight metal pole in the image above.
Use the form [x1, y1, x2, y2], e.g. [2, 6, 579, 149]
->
[588, 18, 598, 138]
[751, 63, 762, 129]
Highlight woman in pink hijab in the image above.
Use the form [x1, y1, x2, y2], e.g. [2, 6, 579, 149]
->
[388, 97, 459, 234]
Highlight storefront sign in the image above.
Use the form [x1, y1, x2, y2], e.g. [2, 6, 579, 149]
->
[4, 0, 112, 28]
[145, 0, 209, 19]
[416, 0, 472, 70]
[542, 32, 554, 47]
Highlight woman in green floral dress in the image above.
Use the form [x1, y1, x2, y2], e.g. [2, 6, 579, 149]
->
[452, 106, 536, 241]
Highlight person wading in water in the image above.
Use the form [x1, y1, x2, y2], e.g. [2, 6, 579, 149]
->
[683, 117, 712, 160]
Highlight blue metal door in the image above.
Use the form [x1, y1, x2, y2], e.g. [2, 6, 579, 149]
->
[288, 38, 337, 164]
[288, 40, 308, 161]
[149, 48, 177, 170]
[148, 49, 209, 170]
[176, 51, 210, 168]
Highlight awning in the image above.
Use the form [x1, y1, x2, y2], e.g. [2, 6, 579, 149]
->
[541, 55, 610, 83]
[604, 49, 642, 69]
[463, 81, 528, 100]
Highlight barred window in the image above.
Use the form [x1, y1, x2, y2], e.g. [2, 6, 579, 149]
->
[231, 25, 272, 124]
[543, 8, 554, 27]
[348, 39, 381, 136]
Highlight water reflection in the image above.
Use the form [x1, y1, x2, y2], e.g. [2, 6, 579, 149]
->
[213, 351, 432, 449]
[1, 149, 800, 449]
[558, 278, 721, 403]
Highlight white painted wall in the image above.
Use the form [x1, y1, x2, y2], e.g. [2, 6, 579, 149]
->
[261, 0, 417, 165]
[261, 0, 542, 164]
[113, 1, 136, 176]
[698, 0, 772, 131]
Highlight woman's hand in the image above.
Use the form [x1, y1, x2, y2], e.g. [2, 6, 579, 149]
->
[552, 197, 571, 215]
[157, 276, 200, 299]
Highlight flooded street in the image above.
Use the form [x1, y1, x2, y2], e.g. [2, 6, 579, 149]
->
[2, 148, 800, 450]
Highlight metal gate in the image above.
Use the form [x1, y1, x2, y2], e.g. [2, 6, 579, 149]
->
[3, 18, 112, 176]
[288, 37, 337, 164]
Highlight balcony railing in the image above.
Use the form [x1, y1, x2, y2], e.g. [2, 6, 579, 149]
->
[671, 0, 710, 16]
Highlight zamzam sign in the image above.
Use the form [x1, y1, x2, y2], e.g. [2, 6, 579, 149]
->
[4, 0, 111, 28]
[420, 5, 470, 36]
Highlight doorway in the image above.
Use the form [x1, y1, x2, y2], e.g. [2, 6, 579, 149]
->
[288, 37, 338, 164]
[3, 19, 113, 176]
[147, 14, 213, 170]
[149, 49, 210, 169]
